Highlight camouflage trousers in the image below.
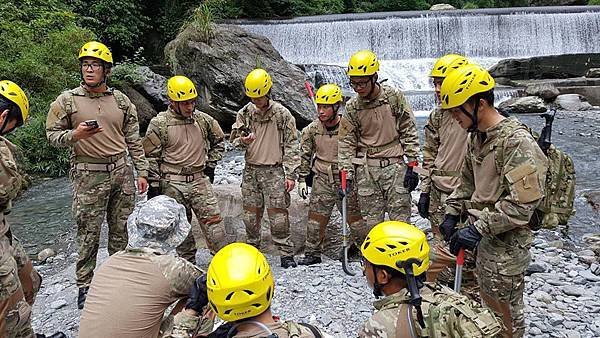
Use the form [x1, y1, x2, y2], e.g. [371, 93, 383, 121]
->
[428, 184, 450, 240]
[355, 161, 411, 243]
[241, 165, 293, 256]
[162, 175, 227, 262]
[71, 163, 135, 287]
[478, 265, 526, 338]
[0, 231, 41, 338]
[304, 172, 366, 257]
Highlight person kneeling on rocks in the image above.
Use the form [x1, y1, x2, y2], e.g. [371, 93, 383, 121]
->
[79, 195, 213, 337]
[358, 221, 502, 337]
[186, 242, 330, 337]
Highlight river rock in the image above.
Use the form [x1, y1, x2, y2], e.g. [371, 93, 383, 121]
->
[37, 248, 56, 263]
[587, 68, 600, 78]
[498, 96, 546, 114]
[525, 83, 560, 100]
[562, 285, 585, 297]
[430, 4, 456, 10]
[489, 54, 600, 80]
[165, 24, 315, 129]
[555, 94, 592, 111]
[582, 233, 600, 256]
[120, 84, 158, 135]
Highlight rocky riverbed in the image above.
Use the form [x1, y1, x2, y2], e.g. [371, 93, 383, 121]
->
[14, 110, 600, 337]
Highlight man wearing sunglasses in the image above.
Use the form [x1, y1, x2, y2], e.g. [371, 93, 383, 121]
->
[338, 50, 420, 244]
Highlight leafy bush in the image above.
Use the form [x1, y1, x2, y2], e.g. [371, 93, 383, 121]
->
[463, 2, 479, 8]
[588, 0, 600, 5]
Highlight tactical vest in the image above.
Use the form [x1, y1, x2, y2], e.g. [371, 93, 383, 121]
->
[238, 103, 287, 150]
[62, 89, 129, 128]
[470, 119, 576, 230]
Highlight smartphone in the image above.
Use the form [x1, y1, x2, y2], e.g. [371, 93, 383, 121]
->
[84, 120, 99, 129]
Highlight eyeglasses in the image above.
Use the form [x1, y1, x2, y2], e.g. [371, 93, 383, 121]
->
[350, 80, 370, 89]
[81, 62, 103, 71]
[431, 79, 444, 87]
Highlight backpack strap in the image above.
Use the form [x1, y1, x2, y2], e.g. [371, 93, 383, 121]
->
[395, 303, 419, 338]
[62, 90, 77, 129]
[297, 322, 323, 338]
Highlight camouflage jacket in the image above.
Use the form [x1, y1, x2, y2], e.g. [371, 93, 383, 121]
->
[445, 117, 548, 274]
[298, 119, 339, 180]
[230, 100, 300, 180]
[338, 84, 419, 180]
[359, 283, 501, 338]
[0, 137, 23, 234]
[46, 85, 149, 177]
[143, 108, 225, 178]
[421, 107, 468, 194]
[167, 317, 324, 338]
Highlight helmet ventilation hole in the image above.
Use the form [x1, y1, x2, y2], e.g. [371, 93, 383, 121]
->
[243, 290, 255, 296]
[376, 247, 386, 253]
[225, 292, 235, 301]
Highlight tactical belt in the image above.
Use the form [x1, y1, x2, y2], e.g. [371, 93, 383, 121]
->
[431, 168, 461, 177]
[75, 152, 126, 172]
[245, 162, 282, 168]
[164, 172, 205, 183]
[463, 201, 495, 212]
[352, 156, 401, 168]
[314, 158, 339, 183]
[357, 138, 401, 156]
[160, 163, 205, 175]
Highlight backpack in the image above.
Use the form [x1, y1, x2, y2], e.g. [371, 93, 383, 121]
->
[491, 118, 576, 231]
[396, 284, 502, 338]
[62, 89, 130, 128]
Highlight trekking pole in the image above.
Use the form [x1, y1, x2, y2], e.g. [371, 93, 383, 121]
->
[304, 81, 318, 113]
[341, 169, 357, 276]
[453, 248, 465, 293]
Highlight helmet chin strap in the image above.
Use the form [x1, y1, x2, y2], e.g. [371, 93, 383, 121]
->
[372, 265, 386, 298]
[366, 75, 379, 99]
[460, 99, 481, 133]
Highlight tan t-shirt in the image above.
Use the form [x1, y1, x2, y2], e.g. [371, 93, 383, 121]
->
[356, 101, 404, 158]
[79, 248, 202, 338]
[245, 104, 283, 166]
[161, 112, 207, 172]
[71, 94, 127, 158]
[431, 112, 469, 193]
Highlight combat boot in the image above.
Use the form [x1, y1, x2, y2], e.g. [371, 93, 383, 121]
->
[36, 333, 67, 338]
[78, 286, 89, 309]
[280, 256, 297, 268]
[297, 255, 322, 266]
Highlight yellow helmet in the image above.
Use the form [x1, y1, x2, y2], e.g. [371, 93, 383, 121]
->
[315, 84, 343, 104]
[430, 54, 469, 78]
[244, 69, 272, 98]
[361, 221, 430, 277]
[167, 76, 198, 102]
[207, 243, 275, 322]
[347, 50, 379, 76]
[440, 64, 496, 109]
[0, 80, 29, 123]
[78, 41, 113, 64]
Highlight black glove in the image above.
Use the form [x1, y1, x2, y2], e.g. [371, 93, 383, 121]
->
[185, 275, 208, 313]
[417, 192, 430, 218]
[207, 323, 237, 338]
[204, 166, 215, 184]
[403, 166, 419, 192]
[440, 214, 459, 242]
[338, 179, 352, 199]
[449, 224, 482, 255]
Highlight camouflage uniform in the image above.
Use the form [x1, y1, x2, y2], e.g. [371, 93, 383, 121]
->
[299, 120, 365, 257]
[445, 117, 548, 338]
[143, 108, 227, 260]
[338, 84, 419, 244]
[230, 100, 300, 256]
[0, 138, 41, 337]
[167, 317, 323, 338]
[358, 283, 501, 337]
[46, 85, 149, 288]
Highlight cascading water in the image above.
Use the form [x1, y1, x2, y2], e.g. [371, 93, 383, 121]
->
[239, 7, 600, 112]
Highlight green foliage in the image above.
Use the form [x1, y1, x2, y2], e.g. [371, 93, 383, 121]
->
[588, 0, 600, 5]
[462, 2, 479, 8]
[0, 0, 93, 176]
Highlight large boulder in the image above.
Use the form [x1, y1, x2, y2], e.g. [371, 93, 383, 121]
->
[165, 24, 316, 130]
[554, 94, 592, 111]
[430, 4, 456, 10]
[498, 96, 547, 114]
[587, 68, 600, 78]
[489, 54, 600, 80]
[120, 84, 158, 135]
[525, 83, 560, 101]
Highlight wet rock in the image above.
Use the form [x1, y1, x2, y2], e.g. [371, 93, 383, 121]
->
[555, 94, 592, 111]
[527, 262, 549, 274]
[489, 54, 600, 80]
[498, 96, 546, 114]
[525, 83, 560, 100]
[587, 68, 600, 78]
[37, 248, 56, 263]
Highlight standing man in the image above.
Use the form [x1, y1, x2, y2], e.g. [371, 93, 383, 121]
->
[338, 50, 420, 244]
[143, 75, 227, 262]
[419, 54, 471, 284]
[46, 41, 149, 309]
[230, 68, 300, 269]
[297, 84, 365, 265]
[440, 65, 548, 337]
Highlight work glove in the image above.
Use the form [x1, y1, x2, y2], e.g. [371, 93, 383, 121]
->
[204, 166, 215, 184]
[298, 181, 308, 199]
[449, 224, 482, 255]
[417, 192, 430, 218]
[207, 323, 237, 338]
[185, 275, 208, 313]
[403, 165, 419, 193]
[440, 214, 460, 242]
[338, 179, 352, 199]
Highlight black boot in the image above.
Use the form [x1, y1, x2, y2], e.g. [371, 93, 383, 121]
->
[298, 255, 322, 266]
[36, 333, 67, 338]
[78, 286, 89, 310]
[280, 256, 297, 269]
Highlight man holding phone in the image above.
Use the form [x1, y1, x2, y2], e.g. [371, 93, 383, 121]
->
[46, 41, 149, 309]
